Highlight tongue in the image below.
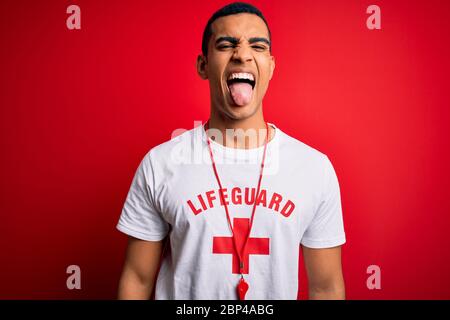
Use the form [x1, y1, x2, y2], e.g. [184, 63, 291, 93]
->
[229, 82, 253, 106]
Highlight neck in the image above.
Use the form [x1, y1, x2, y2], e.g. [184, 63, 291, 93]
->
[207, 108, 274, 149]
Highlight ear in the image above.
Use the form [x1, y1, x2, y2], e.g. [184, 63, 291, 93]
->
[196, 54, 208, 80]
[269, 55, 275, 80]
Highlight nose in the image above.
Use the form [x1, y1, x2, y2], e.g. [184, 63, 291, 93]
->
[231, 43, 253, 63]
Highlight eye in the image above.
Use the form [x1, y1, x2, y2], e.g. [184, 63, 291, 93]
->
[218, 44, 234, 50]
[252, 45, 267, 51]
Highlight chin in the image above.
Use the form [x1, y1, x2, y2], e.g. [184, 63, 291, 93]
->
[223, 103, 259, 121]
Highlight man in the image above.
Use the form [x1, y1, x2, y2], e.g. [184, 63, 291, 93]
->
[117, 2, 346, 300]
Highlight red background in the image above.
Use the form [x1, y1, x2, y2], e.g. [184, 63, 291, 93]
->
[1, 0, 450, 299]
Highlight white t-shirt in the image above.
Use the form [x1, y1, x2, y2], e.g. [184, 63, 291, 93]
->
[117, 123, 346, 300]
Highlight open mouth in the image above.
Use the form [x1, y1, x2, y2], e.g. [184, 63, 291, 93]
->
[226, 76, 256, 89]
[226, 72, 256, 106]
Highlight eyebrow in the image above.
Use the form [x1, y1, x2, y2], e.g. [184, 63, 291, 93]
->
[215, 36, 271, 46]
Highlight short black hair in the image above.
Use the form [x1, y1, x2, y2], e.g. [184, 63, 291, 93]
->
[201, 2, 272, 57]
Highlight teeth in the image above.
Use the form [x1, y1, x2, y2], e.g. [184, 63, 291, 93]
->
[227, 72, 254, 81]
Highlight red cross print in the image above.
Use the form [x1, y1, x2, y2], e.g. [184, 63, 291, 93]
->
[212, 217, 270, 274]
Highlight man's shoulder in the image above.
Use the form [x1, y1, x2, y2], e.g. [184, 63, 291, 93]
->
[278, 127, 330, 164]
[140, 124, 333, 169]
[141, 125, 201, 165]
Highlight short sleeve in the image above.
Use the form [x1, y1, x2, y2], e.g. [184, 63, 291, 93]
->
[116, 152, 169, 241]
[301, 155, 346, 248]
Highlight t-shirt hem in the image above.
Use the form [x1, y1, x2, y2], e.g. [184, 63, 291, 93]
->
[116, 223, 167, 241]
[300, 234, 346, 249]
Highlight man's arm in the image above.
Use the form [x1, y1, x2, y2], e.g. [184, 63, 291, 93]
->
[117, 236, 165, 299]
[302, 245, 345, 300]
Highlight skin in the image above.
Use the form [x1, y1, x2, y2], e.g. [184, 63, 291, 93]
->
[117, 237, 164, 299]
[302, 245, 345, 299]
[118, 13, 345, 300]
[196, 13, 275, 149]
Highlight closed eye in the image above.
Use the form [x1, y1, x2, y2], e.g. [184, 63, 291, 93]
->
[218, 45, 234, 49]
[252, 45, 267, 51]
